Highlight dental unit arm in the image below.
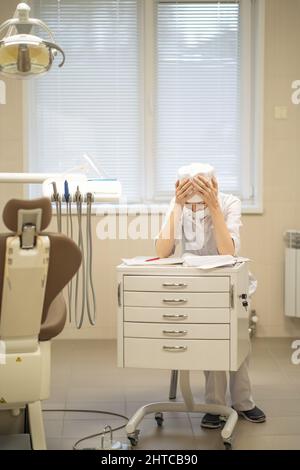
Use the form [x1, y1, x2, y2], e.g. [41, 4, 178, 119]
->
[0, 171, 122, 203]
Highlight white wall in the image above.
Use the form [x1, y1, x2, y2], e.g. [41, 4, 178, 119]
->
[1, 0, 300, 338]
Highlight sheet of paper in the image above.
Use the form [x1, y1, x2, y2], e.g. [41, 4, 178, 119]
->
[182, 254, 250, 270]
[122, 256, 184, 266]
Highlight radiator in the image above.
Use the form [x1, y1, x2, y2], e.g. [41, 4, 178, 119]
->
[285, 231, 300, 318]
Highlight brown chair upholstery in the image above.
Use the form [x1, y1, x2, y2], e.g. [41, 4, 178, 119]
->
[2, 198, 52, 232]
[0, 198, 82, 340]
[39, 293, 67, 341]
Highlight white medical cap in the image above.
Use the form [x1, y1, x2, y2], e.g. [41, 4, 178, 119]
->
[177, 163, 215, 204]
[178, 163, 215, 180]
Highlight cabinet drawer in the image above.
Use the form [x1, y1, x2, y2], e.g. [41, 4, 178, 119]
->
[124, 322, 230, 339]
[124, 292, 230, 308]
[124, 338, 230, 370]
[124, 307, 230, 323]
[124, 275, 229, 293]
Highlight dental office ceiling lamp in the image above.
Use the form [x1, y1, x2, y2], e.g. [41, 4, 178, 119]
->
[0, 3, 65, 78]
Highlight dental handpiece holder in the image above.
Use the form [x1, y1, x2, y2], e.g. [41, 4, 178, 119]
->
[42, 174, 122, 203]
[43, 176, 97, 329]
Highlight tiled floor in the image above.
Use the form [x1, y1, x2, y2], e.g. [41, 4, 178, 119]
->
[44, 338, 300, 450]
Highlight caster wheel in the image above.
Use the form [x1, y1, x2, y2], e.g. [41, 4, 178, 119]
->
[128, 436, 138, 447]
[128, 430, 140, 447]
[155, 412, 164, 427]
[224, 441, 232, 450]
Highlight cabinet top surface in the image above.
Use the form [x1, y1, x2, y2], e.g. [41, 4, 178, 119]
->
[117, 262, 246, 276]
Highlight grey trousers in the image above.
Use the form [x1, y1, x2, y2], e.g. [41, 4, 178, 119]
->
[204, 353, 255, 412]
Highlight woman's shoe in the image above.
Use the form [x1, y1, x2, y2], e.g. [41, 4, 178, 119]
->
[200, 413, 222, 429]
[236, 406, 266, 423]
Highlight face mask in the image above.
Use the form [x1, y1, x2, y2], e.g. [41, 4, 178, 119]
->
[183, 204, 210, 224]
[184, 202, 207, 212]
[182, 204, 208, 251]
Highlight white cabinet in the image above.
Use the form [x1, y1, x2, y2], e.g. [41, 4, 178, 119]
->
[117, 263, 250, 371]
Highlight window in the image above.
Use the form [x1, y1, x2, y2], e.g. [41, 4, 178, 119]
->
[27, 0, 141, 201]
[156, 1, 240, 197]
[27, 0, 264, 211]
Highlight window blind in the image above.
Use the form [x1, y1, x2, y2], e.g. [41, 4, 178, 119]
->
[28, 0, 141, 201]
[155, 1, 241, 198]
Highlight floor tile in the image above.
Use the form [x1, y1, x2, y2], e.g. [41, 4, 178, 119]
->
[46, 438, 63, 450]
[233, 434, 272, 450]
[64, 401, 127, 420]
[265, 435, 300, 450]
[135, 418, 195, 450]
[44, 420, 64, 439]
[62, 418, 126, 438]
[34, 338, 300, 450]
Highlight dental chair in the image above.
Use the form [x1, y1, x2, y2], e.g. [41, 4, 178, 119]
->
[0, 198, 81, 450]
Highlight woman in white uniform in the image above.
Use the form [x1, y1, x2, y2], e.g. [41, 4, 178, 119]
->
[155, 169, 266, 429]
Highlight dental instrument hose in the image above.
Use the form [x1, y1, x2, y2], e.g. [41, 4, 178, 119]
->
[64, 180, 74, 322]
[61, 184, 97, 328]
[85, 192, 96, 326]
[74, 186, 86, 329]
[52, 181, 62, 233]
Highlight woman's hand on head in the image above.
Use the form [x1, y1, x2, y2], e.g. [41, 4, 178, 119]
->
[192, 175, 219, 210]
[175, 179, 195, 207]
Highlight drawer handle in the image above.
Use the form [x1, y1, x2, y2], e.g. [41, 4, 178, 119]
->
[163, 346, 187, 353]
[162, 282, 187, 288]
[162, 298, 187, 304]
[163, 314, 188, 320]
[162, 330, 188, 337]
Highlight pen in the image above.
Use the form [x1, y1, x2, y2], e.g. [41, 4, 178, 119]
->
[145, 257, 160, 262]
